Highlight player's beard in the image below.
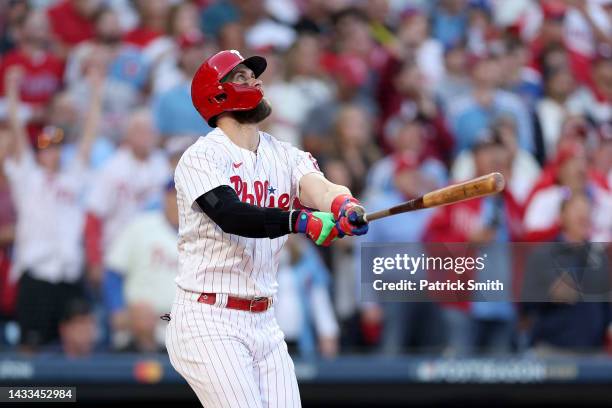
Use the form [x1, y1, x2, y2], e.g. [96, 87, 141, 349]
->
[231, 99, 272, 124]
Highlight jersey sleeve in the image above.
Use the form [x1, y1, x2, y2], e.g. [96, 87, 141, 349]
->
[288, 146, 323, 196]
[175, 145, 230, 205]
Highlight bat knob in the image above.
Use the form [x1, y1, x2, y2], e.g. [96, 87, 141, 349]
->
[349, 207, 367, 226]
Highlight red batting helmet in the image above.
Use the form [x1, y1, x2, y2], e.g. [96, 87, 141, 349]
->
[191, 50, 267, 127]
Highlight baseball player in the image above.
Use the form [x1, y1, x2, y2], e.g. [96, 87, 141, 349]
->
[166, 50, 369, 408]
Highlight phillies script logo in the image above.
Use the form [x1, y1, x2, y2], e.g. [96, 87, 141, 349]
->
[230, 175, 293, 210]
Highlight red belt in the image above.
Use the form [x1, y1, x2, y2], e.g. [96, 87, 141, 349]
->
[197, 293, 272, 313]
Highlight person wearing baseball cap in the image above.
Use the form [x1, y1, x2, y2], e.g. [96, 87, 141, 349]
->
[2, 65, 101, 351]
[167, 49, 369, 407]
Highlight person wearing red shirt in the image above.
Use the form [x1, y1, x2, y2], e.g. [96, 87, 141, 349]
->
[0, 10, 64, 123]
[47, 0, 98, 51]
[124, 0, 170, 48]
[425, 136, 523, 355]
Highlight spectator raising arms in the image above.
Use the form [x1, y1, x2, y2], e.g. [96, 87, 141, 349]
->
[3, 65, 102, 351]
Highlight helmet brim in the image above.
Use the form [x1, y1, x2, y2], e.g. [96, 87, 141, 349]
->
[242, 55, 267, 78]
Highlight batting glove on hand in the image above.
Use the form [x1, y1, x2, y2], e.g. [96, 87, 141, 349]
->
[293, 210, 341, 246]
[331, 194, 369, 236]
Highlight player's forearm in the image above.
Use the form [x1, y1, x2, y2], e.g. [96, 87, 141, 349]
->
[299, 173, 351, 212]
[5, 79, 30, 160]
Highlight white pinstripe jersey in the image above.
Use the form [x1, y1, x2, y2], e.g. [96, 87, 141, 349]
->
[174, 128, 321, 298]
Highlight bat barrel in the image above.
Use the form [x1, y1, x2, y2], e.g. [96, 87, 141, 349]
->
[362, 172, 505, 223]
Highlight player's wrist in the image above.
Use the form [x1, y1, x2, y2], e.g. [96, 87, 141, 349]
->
[292, 210, 309, 234]
[293, 210, 340, 246]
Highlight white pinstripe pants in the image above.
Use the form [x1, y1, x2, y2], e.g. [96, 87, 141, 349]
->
[166, 288, 302, 408]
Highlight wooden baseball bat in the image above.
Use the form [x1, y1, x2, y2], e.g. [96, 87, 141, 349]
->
[359, 172, 506, 223]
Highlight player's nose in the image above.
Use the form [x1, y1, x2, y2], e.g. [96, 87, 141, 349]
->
[250, 77, 263, 89]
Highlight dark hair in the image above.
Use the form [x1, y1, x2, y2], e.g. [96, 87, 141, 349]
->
[60, 298, 93, 323]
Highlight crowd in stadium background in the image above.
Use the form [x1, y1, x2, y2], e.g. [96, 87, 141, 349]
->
[0, 0, 611, 360]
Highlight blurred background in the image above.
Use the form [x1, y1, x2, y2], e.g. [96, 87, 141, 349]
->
[0, 0, 612, 406]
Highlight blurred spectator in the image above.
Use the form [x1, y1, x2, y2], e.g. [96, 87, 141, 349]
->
[426, 136, 523, 355]
[150, 0, 205, 93]
[524, 141, 612, 241]
[465, 0, 497, 58]
[564, 0, 612, 85]
[567, 53, 612, 125]
[535, 64, 577, 163]
[265, 33, 333, 146]
[590, 122, 612, 189]
[3, 65, 102, 351]
[447, 52, 534, 155]
[378, 58, 453, 160]
[301, 53, 376, 158]
[202, 0, 296, 51]
[358, 152, 443, 355]
[241, 0, 297, 51]
[500, 34, 542, 108]
[0, 9, 64, 125]
[432, 0, 469, 49]
[275, 236, 339, 359]
[329, 104, 380, 196]
[0, 122, 17, 336]
[84, 109, 170, 287]
[292, 0, 340, 34]
[452, 116, 540, 204]
[393, 9, 445, 88]
[366, 117, 447, 197]
[58, 298, 97, 358]
[152, 31, 212, 139]
[0, 0, 30, 55]
[435, 41, 471, 111]
[67, 44, 140, 142]
[522, 193, 612, 353]
[50, 91, 114, 170]
[47, 0, 98, 53]
[103, 179, 179, 353]
[65, 7, 149, 92]
[200, 0, 240, 39]
[331, 7, 386, 75]
[124, 0, 173, 65]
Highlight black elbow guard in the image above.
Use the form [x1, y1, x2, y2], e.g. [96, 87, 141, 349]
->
[196, 186, 292, 239]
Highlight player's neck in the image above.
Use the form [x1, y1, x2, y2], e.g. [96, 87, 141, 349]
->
[218, 121, 260, 152]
